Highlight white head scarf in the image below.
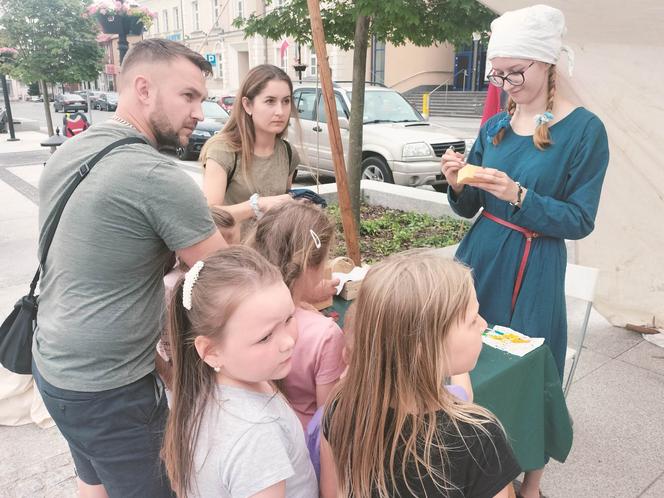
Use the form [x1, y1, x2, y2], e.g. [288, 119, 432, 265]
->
[487, 4, 574, 76]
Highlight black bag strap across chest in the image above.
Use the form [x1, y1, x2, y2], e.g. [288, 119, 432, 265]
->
[31, 136, 149, 297]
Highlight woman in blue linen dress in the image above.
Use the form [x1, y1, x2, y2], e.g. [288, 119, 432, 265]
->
[441, 7, 609, 497]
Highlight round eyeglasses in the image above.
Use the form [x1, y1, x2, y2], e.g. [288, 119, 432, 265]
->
[487, 61, 536, 88]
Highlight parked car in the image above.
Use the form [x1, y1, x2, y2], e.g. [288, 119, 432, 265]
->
[291, 82, 469, 192]
[94, 92, 118, 111]
[175, 101, 229, 160]
[218, 95, 235, 113]
[54, 93, 88, 113]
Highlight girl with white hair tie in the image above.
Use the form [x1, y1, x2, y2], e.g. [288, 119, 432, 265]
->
[441, 5, 609, 498]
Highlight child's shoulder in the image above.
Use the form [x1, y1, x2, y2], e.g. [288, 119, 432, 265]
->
[294, 307, 342, 337]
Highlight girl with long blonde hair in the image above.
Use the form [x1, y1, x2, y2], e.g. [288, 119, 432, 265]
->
[320, 249, 521, 498]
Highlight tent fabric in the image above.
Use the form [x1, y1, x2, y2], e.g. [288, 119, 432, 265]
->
[479, 0, 664, 328]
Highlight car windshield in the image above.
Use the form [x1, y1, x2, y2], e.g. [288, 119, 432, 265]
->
[105, 92, 118, 102]
[64, 94, 84, 101]
[223, 96, 235, 105]
[203, 101, 229, 119]
[347, 90, 423, 124]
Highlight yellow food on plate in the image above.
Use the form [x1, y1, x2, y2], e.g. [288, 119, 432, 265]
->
[457, 164, 483, 185]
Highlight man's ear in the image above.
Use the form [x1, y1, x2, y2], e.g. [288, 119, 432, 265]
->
[134, 75, 151, 104]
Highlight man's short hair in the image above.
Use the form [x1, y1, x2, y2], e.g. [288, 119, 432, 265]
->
[121, 39, 212, 77]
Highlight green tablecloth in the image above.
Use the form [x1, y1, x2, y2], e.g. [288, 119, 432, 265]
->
[327, 297, 573, 472]
[471, 344, 573, 471]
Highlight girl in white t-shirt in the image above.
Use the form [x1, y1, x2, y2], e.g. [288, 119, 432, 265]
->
[161, 247, 317, 498]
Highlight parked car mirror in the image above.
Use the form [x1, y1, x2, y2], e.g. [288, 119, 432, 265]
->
[338, 117, 350, 130]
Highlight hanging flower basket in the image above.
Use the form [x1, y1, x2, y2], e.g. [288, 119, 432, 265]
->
[96, 14, 144, 35]
[84, 2, 156, 34]
[0, 47, 18, 75]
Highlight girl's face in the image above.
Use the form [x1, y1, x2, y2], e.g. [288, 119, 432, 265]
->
[213, 281, 298, 390]
[443, 289, 487, 376]
[489, 57, 550, 106]
[242, 79, 292, 137]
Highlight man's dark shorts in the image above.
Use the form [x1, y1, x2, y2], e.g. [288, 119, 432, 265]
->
[33, 363, 174, 498]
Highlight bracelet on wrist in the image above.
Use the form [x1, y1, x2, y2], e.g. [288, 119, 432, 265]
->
[249, 193, 263, 219]
[509, 182, 523, 207]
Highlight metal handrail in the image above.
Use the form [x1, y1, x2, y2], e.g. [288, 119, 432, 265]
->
[426, 68, 467, 100]
[388, 70, 449, 90]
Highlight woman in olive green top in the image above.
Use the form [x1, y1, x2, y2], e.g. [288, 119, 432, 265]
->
[201, 64, 299, 223]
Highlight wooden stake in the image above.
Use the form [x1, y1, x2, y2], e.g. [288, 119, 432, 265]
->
[306, 0, 361, 266]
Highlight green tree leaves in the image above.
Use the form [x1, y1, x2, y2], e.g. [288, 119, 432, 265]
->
[0, 0, 103, 84]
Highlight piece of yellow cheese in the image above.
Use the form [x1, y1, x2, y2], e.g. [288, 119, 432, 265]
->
[457, 164, 483, 185]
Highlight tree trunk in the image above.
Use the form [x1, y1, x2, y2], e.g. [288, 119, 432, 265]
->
[347, 15, 370, 229]
[40, 80, 54, 136]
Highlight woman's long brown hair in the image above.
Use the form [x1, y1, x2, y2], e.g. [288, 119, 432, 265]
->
[160, 247, 281, 497]
[200, 64, 297, 190]
[493, 63, 557, 150]
[326, 249, 500, 497]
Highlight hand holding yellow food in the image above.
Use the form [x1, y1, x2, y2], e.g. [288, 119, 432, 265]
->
[456, 164, 484, 185]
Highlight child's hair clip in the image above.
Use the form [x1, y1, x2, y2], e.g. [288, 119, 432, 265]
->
[310, 229, 322, 249]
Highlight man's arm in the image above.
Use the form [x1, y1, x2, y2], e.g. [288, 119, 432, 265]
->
[176, 231, 227, 268]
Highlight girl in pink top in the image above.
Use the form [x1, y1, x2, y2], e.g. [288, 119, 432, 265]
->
[248, 201, 345, 427]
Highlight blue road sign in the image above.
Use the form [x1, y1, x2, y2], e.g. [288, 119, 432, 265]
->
[205, 54, 217, 65]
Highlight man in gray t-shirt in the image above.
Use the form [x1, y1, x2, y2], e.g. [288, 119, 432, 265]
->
[32, 40, 226, 498]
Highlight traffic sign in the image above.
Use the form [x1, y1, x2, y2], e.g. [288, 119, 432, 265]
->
[205, 54, 217, 65]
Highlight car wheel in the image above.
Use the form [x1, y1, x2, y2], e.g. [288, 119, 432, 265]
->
[361, 156, 394, 183]
[176, 146, 195, 161]
[432, 183, 448, 193]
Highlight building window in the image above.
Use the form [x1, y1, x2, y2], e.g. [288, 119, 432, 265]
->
[275, 0, 286, 6]
[163, 10, 169, 32]
[173, 7, 180, 30]
[155, 15, 160, 33]
[275, 47, 288, 72]
[309, 46, 317, 76]
[371, 37, 385, 84]
[215, 53, 223, 80]
[212, 0, 220, 20]
[236, 0, 244, 20]
[192, 1, 200, 31]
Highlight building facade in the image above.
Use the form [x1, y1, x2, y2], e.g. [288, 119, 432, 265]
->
[137, 0, 477, 96]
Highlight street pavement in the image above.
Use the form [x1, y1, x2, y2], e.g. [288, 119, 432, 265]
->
[0, 119, 663, 497]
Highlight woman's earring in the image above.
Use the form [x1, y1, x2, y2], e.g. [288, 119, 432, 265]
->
[213, 366, 221, 373]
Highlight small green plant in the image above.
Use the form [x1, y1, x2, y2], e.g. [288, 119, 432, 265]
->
[327, 203, 470, 263]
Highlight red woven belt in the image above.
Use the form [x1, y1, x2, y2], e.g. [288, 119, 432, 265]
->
[481, 211, 540, 312]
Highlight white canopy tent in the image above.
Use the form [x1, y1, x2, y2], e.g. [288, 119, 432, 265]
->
[480, 0, 664, 329]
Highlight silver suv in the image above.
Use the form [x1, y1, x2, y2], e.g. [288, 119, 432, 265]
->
[290, 82, 466, 191]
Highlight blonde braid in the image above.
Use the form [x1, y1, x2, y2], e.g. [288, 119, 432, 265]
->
[534, 65, 556, 150]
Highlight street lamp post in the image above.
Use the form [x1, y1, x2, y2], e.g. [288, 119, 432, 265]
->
[470, 32, 481, 92]
[1, 73, 19, 141]
[293, 44, 308, 81]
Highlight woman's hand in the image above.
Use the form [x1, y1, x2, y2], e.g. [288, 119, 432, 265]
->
[467, 167, 525, 204]
[440, 147, 466, 194]
[257, 194, 293, 213]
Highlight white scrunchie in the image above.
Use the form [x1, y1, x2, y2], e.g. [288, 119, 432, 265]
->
[182, 260, 205, 311]
[487, 4, 575, 76]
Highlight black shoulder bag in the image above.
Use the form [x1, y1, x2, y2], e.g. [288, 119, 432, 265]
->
[0, 137, 148, 374]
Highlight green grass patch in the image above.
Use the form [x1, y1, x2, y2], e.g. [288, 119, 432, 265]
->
[327, 203, 470, 263]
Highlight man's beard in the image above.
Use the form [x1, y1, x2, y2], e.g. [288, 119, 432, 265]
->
[149, 107, 183, 149]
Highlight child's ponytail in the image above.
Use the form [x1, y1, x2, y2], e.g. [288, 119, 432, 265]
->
[161, 281, 215, 497]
